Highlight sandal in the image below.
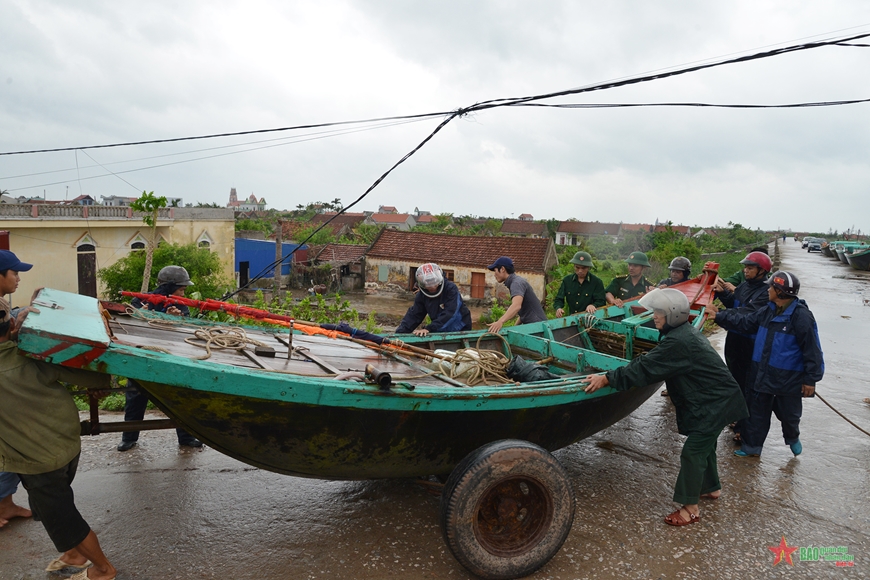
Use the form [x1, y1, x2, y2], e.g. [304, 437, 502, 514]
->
[732, 433, 741, 444]
[664, 507, 700, 526]
[700, 492, 720, 500]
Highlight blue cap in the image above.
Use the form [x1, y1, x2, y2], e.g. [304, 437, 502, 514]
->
[0, 250, 33, 272]
[487, 256, 514, 271]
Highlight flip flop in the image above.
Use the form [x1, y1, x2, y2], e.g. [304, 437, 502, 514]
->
[69, 570, 114, 580]
[664, 507, 700, 526]
[45, 558, 92, 571]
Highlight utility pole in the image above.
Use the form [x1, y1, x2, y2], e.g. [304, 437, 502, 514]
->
[274, 219, 283, 301]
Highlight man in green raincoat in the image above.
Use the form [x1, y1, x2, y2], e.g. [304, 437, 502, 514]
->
[583, 289, 747, 526]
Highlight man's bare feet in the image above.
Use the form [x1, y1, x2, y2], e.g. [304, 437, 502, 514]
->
[700, 491, 721, 500]
[0, 516, 9, 528]
[0, 495, 32, 523]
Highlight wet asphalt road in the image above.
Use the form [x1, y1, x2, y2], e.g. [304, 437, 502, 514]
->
[1, 241, 869, 579]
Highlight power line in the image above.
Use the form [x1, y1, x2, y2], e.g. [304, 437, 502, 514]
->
[224, 31, 870, 297]
[514, 98, 870, 110]
[0, 117, 428, 180]
[3, 118, 429, 193]
[0, 112, 450, 156]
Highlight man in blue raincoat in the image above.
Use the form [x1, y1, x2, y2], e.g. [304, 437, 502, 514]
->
[396, 263, 472, 336]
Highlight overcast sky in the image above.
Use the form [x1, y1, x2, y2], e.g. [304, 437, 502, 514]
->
[2, 1, 869, 233]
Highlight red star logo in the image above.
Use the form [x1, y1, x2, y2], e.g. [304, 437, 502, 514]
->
[769, 536, 799, 566]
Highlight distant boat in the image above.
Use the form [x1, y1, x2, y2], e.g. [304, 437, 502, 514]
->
[846, 246, 870, 271]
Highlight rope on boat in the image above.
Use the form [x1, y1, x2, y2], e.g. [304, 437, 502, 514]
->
[817, 393, 870, 438]
[184, 327, 270, 360]
[435, 333, 514, 386]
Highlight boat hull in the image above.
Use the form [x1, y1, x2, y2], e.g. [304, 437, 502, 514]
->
[140, 378, 661, 479]
[846, 248, 870, 271]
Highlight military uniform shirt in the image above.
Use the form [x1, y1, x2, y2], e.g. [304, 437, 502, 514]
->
[553, 272, 606, 314]
[605, 275, 655, 302]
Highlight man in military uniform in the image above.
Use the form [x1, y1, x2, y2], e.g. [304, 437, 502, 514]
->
[553, 251, 606, 316]
[605, 251, 656, 307]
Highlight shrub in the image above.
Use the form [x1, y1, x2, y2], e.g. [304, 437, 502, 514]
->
[98, 242, 232, 301]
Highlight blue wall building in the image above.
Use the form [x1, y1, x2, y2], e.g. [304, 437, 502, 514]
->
[235, 238, 307, 286]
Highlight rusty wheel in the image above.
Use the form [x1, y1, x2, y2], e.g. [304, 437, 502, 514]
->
[440, 440, 574, 579]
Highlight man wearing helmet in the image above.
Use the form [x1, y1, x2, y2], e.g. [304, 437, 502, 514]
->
[710, 271, 824, 458]
[553, 251, 606, 317]
[605, 251, 656, 307]
[658, 256, 692, 288]
[395, 263, 472, 336]
[583, 289, 747, 527]
[719, 246, 769, 292]
[118, 265, 203, 451]
[712, 250, 772, 442]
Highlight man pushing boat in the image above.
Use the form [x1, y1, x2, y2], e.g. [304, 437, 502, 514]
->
[395, 263, 472, 336]
[582, 288, 748, 526]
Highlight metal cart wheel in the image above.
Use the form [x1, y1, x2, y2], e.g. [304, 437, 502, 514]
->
[439, 439, 575, 579]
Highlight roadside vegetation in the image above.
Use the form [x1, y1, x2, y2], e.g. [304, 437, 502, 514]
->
[98, 242, 233, 301]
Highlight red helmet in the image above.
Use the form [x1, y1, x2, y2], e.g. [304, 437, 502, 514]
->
[740, 251, 772, 273]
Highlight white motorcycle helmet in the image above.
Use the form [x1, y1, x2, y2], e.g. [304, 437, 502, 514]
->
[415, 263, 445, 298]
[638, 288, 690, 327]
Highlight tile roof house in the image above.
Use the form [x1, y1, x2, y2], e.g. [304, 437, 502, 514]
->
[518, 213, 534, 221]
[554, 221, 622, 245]
[652, 224, 691, 236]
[312, 243, 367, 264]
[619, 223, 654, 234]
[500, 219, 549, 238]
[311, 243, 367, 291]
[365, 229, 557, 302]
[307, 212, 367, 238]
[364, 213, 417, 230]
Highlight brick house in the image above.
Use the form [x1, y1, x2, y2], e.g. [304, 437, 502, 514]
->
[364, 229, 557, 302]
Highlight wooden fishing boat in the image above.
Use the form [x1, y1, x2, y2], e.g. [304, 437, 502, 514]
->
[845, 246, 870, 271]
[17, 270, 716, 580]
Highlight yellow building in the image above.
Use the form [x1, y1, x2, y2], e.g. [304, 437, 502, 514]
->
[0, 204, 235, 306]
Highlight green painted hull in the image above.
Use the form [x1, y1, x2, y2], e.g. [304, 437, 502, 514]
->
[18, 288, 692, 480]
[141, 378, 660, 479]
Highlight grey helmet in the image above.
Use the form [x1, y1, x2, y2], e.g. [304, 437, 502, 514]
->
[638, 288, 690, 327]
[157, 265, 194, 286]
[668, 256, 691, 272]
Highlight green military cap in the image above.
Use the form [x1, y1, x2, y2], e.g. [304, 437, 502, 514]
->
[569, 251, 594, 267]
[625, 251, 651, 267]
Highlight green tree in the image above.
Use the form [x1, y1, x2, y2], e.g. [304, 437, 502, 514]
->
[129, 191, 167, 292]
[291, 224, 337, 245]
[236, 217, 275, 234]
[98, 242, 231, 301]
[341, 223, 382, 245]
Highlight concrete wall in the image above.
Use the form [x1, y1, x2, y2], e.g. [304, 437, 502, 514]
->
[0, 205, 235, 306]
